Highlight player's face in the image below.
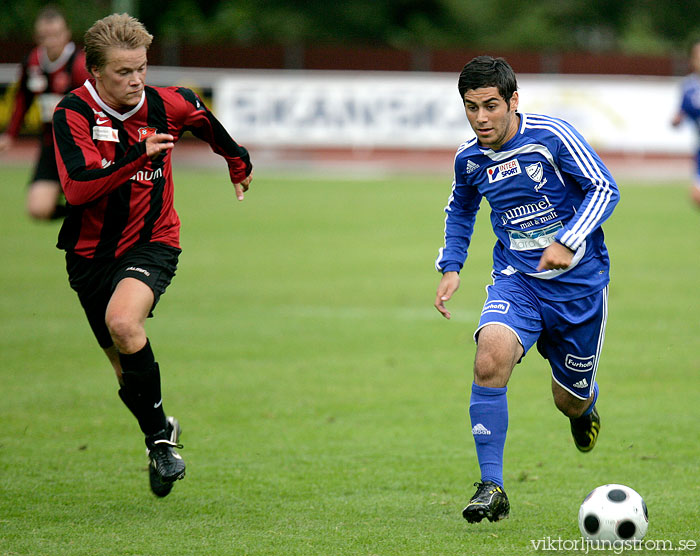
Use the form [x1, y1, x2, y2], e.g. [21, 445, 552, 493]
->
[35, 18, 71, 61]
[93, 47, 148, 111]
[463, 87, 519, 151]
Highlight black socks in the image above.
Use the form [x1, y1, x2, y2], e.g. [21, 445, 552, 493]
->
[117, 339, 167, 436]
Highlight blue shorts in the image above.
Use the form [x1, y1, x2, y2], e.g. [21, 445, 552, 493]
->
[475, 272, 608, 400]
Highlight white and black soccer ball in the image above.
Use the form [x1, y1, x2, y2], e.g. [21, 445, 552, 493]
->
[578, 484, 649, 542]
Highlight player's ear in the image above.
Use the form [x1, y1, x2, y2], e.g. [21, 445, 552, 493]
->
[509, 91, 519, 112]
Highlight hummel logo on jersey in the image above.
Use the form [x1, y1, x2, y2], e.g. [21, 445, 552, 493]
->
[472, 423, 492, 435]
[487, 159, 521, 183]
[573, 379, 589, 389]
[466, 160, 480, 174]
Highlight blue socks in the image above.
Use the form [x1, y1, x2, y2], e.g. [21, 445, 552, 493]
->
[469, 383, 508, 487]
[581, 382, 599, 416]
[468, 382, 598, 487]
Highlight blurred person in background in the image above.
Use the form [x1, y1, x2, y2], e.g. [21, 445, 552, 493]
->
[671, 38, 700, 208]
[0, 6, 89, 220]
[434, 56, 619, 524]
[52, 13, 253, 497]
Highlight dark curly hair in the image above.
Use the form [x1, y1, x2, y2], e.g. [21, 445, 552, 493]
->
[458, 56, 518, 106]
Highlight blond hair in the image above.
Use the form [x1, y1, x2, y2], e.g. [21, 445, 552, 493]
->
[84, 13, 153, 72]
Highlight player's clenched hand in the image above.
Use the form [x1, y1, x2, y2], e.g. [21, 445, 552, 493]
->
[537, 241, 575, 271]
[144, 133, 174, 159]
[435, 271, 460, 320]
[233, 171, 253, 201]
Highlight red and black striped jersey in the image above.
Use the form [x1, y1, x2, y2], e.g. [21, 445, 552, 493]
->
[5, 42, 89, 144]
[53, 79, 252, 259]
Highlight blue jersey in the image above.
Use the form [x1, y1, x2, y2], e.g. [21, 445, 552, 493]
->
[436, 112, 620, 301]
[679, 74, 700, 133]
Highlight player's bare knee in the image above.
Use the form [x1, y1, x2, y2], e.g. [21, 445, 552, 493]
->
[473, 350, 510, 387]
[473, 355, 497, 384]
[105, 312, 141, 351]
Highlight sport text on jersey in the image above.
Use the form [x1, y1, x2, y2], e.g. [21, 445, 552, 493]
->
[487, 160, 521, 183]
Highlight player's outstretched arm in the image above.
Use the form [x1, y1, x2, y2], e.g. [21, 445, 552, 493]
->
[435, 271, 460, 320]
[172, 87, 252, 199]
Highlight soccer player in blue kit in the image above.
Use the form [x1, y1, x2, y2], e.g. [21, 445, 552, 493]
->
[433, 56, 619, 523]
[671, 39, 700, 208]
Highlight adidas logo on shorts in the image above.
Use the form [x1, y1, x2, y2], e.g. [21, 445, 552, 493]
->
[573, 378, 589, 389]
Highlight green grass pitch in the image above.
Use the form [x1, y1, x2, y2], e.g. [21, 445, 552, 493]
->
[0, 162, 698, 555]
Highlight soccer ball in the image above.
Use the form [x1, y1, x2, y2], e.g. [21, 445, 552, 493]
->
[578, 484, 649, 542]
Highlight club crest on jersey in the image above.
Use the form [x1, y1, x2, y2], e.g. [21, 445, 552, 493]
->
[487, 159, 521, 183]
[525, 162, 547, 191]
[137, 127, 157, 142]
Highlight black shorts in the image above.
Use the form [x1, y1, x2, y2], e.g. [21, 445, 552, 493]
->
[31, 141, 60, 183]
[65, 242, 181, 348]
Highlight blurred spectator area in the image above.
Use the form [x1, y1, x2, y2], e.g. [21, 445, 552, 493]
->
[0, 40, 688, 75]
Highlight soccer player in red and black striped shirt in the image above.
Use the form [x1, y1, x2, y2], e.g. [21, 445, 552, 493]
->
[0, 7, 89, 220]
[52, 13, 253, 497]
